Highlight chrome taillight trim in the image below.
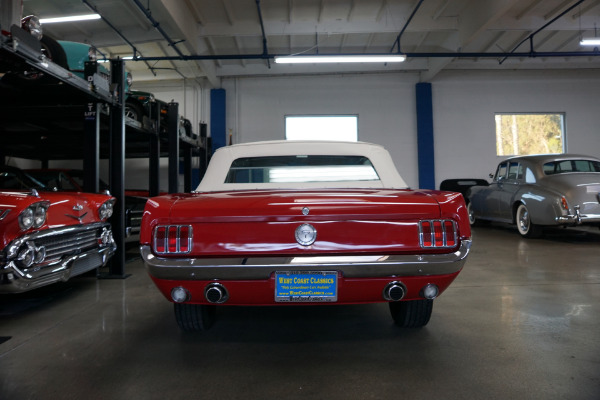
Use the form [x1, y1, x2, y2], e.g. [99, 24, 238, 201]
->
[153, 225, 193, 255]
[419, 219, 458, 248]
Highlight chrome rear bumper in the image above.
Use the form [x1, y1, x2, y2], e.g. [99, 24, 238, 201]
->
[141, 239, 471, 281]
[555, 205, 600, 224]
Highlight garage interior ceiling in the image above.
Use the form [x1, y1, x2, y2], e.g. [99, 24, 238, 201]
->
[22, 0, 600, 85]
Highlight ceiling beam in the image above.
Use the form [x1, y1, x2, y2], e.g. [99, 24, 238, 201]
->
[157, 0, 220, 87]
[515, 0, 544, 20]
[544, 0, 575, 20]
[459, 0, 522, 45]
[419, 0, 520, 81]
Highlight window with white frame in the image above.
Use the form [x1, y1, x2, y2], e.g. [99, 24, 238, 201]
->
[494, 113, 565, 156]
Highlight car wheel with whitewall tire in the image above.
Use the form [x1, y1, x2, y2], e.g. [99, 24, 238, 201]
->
[515, 203, 543, 238]
[174, 303, 216, 331]
[389, 299, 433, 328]
[467, 202, 477, 225]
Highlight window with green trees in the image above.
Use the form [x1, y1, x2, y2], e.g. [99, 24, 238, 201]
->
[494, 113, 565, 156]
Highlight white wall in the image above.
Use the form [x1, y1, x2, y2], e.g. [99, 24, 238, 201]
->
[223, 69, 600, 189]
[432, 69, 600, 185]
[223, 73, 422, 187]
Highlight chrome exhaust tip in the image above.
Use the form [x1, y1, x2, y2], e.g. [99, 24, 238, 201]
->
[205, 283, 229, 304]
[383, 281, 406, 301]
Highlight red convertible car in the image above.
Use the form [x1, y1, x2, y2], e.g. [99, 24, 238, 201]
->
[0, 166, 116, 293]
[140, 141, 471, 331]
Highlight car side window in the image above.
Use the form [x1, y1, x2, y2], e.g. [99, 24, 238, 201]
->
[494, 163, 508, 182]
[507, 162, 522, 181]
[525, 168, 536, 183]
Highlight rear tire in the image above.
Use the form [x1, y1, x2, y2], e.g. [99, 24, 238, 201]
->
[174, 303, 216, 331]
[515, 204, 542, 238]
[40, 35, 69, 69]
[389, 299, 433, 328]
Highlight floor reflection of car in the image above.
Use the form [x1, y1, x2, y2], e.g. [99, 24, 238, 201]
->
[466, 154, 600, 238]
[0, 166, 116, 293]
[26, 169, 147, 242]
[140, 140, 472, 331]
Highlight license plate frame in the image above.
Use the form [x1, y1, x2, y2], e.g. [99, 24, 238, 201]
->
[275, 271, 338, 302]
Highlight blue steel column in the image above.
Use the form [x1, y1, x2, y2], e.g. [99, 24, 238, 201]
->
[210, 89, 226, 153]
[416, 82, 435, 189]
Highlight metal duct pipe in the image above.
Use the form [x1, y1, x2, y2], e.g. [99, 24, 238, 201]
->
[500, 0, 587, 64]
[255, 0, 271, 68]
[130, 50, 600, 62]
[82, 0, 157, 76]
[130, 0, 186, 58]
[390, 0, 426, 54]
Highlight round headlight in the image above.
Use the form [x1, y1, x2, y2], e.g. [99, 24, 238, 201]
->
[22, 15, 43, 40]
[99, 200, 114, 220]
[88, 46, 98, 62]
[33, 204, 47, 228]
[19, 207, 34, 230]
[126, 72, 133, 87]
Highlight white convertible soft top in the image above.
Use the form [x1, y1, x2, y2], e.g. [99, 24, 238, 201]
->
[196, 140, 408, 192]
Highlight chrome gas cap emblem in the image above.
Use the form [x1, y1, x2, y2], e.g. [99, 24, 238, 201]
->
[295, 223, 317, 246]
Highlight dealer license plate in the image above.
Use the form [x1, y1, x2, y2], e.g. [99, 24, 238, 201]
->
[275, 271, 338, 302]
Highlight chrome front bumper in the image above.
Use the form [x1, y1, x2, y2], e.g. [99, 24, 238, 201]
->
[141, 239, 472, 281]
[0, 224, 116, 293]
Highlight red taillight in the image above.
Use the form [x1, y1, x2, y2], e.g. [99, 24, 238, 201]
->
[560, 196, 569, 211]
[421, 221, 432, 247]
[153, 225, 193, 254]
[155, 226, 166, 253]
[444, 220, 456, 247]
[179, 225, 191, 252]
[433, 220, 443, 246]
[419, 220, 457, 248]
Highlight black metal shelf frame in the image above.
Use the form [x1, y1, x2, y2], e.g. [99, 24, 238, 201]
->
[1, 26, 205, 277]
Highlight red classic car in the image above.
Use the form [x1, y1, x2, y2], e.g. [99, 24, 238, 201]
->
[140, 141, 471, 331]
[0, 166, 116, 293]
[25, 168, 148, 241]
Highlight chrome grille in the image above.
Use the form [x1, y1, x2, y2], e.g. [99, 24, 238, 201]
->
[35, 230, 99, 263]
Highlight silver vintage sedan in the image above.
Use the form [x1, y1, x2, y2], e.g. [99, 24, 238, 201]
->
[466, 154, 600, 238]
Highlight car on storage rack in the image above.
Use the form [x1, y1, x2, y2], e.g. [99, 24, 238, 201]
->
[25, 168, 147, 242]
[140, 140, 472, 331]
[125, 89, 168, 126]
[125, 90, 194, 139]
[466, 154, 600, 238]
[1, 16, 110, 88]
[0, 166, 116, 293]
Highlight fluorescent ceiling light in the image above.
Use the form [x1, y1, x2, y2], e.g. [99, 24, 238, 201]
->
[274, 54, 406, 64]
[580, 37, 600, 46]
[40, 14, 101, 24]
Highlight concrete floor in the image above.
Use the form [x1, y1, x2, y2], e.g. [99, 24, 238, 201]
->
[1, 225, 599, 400]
